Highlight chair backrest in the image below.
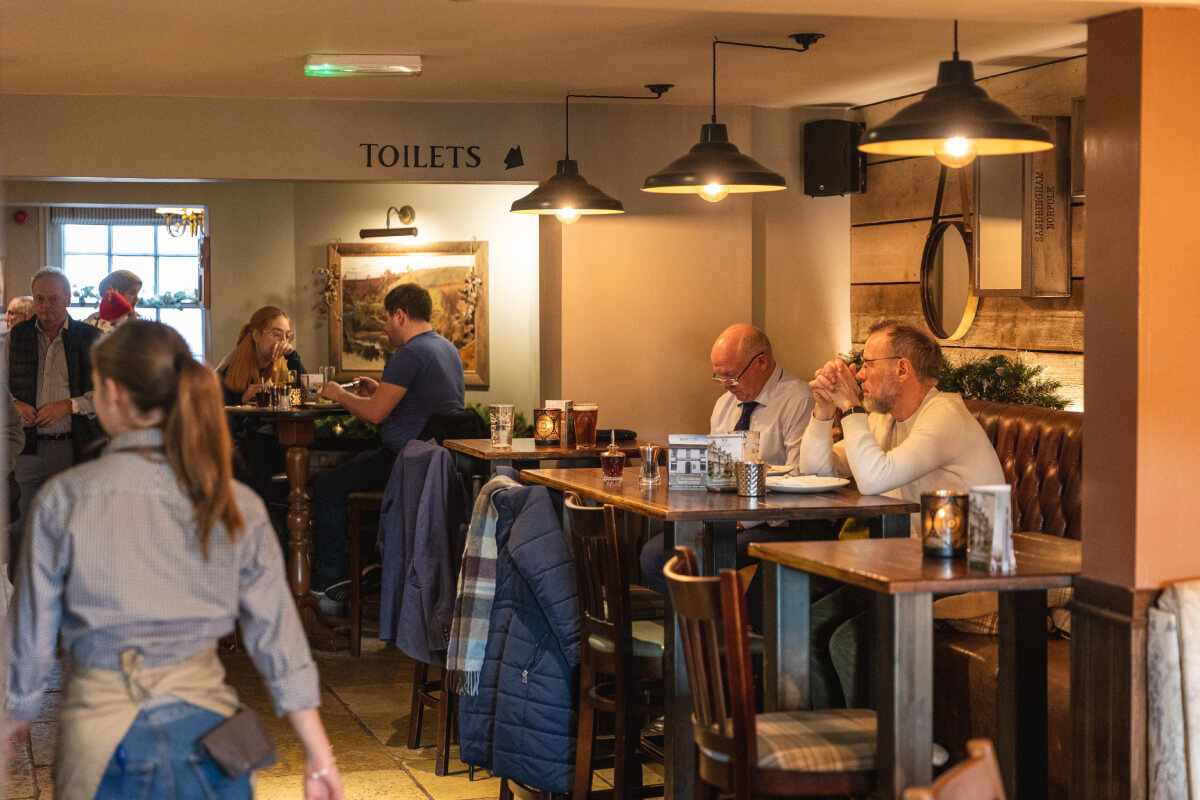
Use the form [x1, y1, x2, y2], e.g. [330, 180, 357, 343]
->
[901, 739, 1006, 800]
[564, 492, 632, 669]
[419, 406, 490, 444]
[662, 546, 757, 798]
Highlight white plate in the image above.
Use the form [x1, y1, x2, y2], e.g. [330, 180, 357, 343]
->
[765, 464, 795, 477]
[766, 475, 851, 493]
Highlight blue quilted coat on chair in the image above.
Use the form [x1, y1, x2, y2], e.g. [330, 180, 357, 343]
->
[457, 478, 580, 792]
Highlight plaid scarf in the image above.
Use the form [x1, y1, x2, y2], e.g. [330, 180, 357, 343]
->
[445, 475, 520, 695]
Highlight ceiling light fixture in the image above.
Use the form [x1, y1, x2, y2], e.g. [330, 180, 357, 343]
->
[857, 22, 1052, 168]
[643, 34, 823, 202]
[511, 84, 673, 224]
[360, 206, 418, 238]
[304, 54, 423, 77]
[155, 207, 206, 237]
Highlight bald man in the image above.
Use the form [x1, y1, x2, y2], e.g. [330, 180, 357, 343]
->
[638, 323, 820, 597]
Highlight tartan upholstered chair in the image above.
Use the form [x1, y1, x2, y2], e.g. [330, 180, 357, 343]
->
[663, 546, 877, 800]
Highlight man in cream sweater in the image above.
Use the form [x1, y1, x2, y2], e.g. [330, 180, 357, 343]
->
[800, 320, 1004, 708]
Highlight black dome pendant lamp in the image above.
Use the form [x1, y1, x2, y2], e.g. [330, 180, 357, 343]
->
[642, 34, 823, 202]
[511, 84, 672, 223]
[858, 21, 1053, 168]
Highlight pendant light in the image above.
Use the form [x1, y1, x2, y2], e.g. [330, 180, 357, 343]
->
[642, 34, 823, 202]
[511, 84, 672, 223]
[858, 22, 1053, 168]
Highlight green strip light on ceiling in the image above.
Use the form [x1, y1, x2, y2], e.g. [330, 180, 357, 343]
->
[304, 54, 423, 77]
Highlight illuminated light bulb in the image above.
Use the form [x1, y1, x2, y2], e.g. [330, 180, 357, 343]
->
[555, 207, 582, 224]
[933, 136, 977, 168]
[699, 183, 729, 203]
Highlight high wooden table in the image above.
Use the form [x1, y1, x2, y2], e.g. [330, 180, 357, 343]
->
[445, 437, 647, 476]
[519, 467, 918, 800]
[749, 532, 1080, 800]
[225, 404, 348, 650]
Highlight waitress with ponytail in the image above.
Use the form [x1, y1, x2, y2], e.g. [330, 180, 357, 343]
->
[5, 320, 343, 800]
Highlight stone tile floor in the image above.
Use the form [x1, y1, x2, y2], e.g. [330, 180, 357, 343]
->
[5, 629, 647, 799]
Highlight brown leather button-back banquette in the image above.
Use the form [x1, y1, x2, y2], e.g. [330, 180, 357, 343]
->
[935, 399, 1083, 799]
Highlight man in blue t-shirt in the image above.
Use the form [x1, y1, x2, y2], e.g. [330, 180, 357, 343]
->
[311, 283, 465, 604]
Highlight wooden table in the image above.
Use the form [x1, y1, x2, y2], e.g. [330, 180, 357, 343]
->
[748, 532, 1080, 800]
[445, 437, 647, 475]
[520, 467, 918, 800]
[225, 404, 348, 650]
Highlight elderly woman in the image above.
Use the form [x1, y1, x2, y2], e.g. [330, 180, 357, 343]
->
[83, 271, 143, 332]
[5, 296, 33, 330]
[215, 306, 307, 406]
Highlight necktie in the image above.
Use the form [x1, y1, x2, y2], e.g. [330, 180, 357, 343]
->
[734, 401, 758, 432]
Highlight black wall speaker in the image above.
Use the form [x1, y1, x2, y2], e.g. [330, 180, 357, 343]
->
[803, 119, 866, 197]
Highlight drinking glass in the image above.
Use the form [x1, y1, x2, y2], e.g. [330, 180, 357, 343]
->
[490, 404, 515, 449]
[573, 403, 599, 449]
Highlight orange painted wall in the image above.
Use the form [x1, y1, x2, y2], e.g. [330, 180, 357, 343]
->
[1084, 7, 1200, 589]
[1134, 8, 1200, 588]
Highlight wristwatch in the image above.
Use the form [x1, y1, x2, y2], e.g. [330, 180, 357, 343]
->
[70, 398, 80, 414]
[842, 405, 867, 417]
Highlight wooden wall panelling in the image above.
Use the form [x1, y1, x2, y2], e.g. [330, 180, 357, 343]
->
[852, 158, 963, 225]
[850, 283, 1084, 351]
[850, 220, 945, 284]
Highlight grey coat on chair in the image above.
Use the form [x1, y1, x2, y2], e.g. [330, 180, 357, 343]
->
[378, 438, 471, 665]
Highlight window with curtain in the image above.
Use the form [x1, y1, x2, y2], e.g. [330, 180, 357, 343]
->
[48, 207, 207, 361]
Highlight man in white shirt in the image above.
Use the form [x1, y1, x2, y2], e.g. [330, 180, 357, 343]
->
[639, 323, 822, 597]
[801, 320, 1005, 708]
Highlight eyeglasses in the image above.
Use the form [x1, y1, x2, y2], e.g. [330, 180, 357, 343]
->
[859, 355, 901, 371]
[265, 327, 294, 343]
[711, 351, 765, 387]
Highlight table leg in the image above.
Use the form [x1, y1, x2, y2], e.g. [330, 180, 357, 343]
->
[763, 563, 810, 712]
[869, 511, 911, 539]
[874, 592, 933, 800]
[277, 420, 347, 652]
[998, 589, 1049, 800]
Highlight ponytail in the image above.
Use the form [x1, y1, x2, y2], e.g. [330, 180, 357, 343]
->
[165, 354, 245, 554]
[92, 320, 244, 556]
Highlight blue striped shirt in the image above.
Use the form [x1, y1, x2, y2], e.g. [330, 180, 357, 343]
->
[6, 427, 319, 719]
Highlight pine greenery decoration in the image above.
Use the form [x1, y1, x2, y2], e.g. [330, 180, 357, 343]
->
[937, 354, 1068, 409]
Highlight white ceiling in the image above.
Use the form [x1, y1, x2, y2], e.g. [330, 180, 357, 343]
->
[0, 0, 1186, 110]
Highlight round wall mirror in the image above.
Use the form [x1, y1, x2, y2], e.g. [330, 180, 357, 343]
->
[921, 220, 978, 340]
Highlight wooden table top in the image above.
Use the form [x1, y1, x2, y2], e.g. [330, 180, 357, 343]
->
[224, 403, 345, 418]
[749, 531, 1080, 594]
[520, 467, 920, 523]
[445, 438, 647, 460]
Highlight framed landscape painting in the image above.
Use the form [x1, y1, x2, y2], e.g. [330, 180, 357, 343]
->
[326, 241, 489, 387]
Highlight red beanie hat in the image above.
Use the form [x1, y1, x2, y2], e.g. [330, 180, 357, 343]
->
[99, 289, 133, 321]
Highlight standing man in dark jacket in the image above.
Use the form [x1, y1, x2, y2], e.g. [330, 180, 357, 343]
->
[7, 267, 104, 567]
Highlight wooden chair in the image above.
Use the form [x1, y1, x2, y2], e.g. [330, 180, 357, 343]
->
[901, 739, 1005, 800]
[663, 546, 876, 800]
[565, 493, 665, 800]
